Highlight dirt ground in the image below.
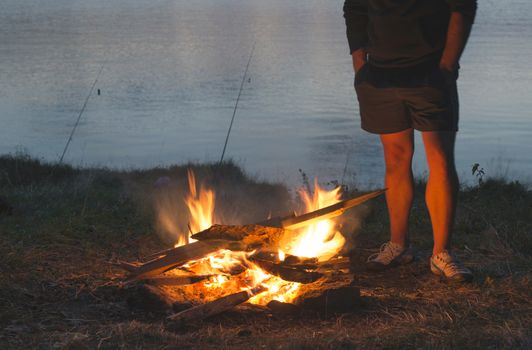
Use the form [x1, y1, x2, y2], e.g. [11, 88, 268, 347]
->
[0, 155, 530, 349]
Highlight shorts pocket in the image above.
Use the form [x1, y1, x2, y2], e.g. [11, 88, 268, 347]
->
[354, 64, 370, 86]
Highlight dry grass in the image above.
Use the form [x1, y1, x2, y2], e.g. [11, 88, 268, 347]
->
[0, 154, 530, 349]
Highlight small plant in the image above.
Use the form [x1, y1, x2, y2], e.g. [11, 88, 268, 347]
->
[472, 163, 486, 185]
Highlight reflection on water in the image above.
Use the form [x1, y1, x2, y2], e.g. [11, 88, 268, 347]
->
[1, 0, 531, 187]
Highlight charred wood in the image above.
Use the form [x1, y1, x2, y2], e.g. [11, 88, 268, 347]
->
[116, 260, 140, 273]
[250, 250, 319, 269]
[143, 275, 213, 286]
[284, 255, 318, 265]
[167, 286, 266, 324]
[315, 257, 351, 273]
[251, 259, 323, 284]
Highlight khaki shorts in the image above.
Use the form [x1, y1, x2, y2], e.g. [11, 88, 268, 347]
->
[354, 63, 459, 134]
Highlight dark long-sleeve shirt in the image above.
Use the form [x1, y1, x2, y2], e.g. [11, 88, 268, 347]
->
[343, 0, 477, 68]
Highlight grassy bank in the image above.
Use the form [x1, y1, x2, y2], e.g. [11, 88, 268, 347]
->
[0, 154, 530, 349]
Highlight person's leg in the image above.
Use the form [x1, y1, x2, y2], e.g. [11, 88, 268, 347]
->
[421, 131, 458, 255]
[380, 128, 415, 247]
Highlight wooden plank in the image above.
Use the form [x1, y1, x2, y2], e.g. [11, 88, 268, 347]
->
[167, 286, 267, 323]
[251, 259, 323, 284]
[126, 240, 233, 281]
[315, 257, 351, 273]
[115, 260, 140, 273]
[191, 224, 285, 249]
[143, 275, 213, 286]
[258, 189, 386, 230]
[142, 247, 176, 261]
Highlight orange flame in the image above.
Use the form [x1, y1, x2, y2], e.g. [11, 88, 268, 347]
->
[288, 180, 345, 262]
[174, 169, 215, 247]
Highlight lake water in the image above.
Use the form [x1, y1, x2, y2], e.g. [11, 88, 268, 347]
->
[1, 0, 531, 188]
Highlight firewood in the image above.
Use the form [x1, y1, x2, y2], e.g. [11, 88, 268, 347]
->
[167, 286, 267, 323]
[126, 240, 236, 281]
[284, 255, 318, 265]
[281, 262, 319, 270]
[251, 259, 323, 284]
[259, 189, 386, 230]
[143, 247, 177, 261]
[143, 275, 213, 286]
[315, 257, 351, 273]
[116, 260, 140, 273]
[249, 250, 318, 267]
[191, 224, 285, 249]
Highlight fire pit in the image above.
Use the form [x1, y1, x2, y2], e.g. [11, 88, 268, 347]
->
[118, 170, 384, 324]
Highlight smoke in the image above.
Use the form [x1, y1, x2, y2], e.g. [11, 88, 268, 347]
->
[153, 176, 190, 246]
[151, 166, 293, 247]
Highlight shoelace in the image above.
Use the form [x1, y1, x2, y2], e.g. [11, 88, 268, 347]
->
[367, 242, 397, 263]
[436, 254, 469, 274]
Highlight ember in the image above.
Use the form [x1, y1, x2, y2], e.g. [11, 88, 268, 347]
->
[120, 170, 384, 322]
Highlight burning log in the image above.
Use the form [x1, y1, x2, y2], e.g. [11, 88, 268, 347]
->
[258, 189, 386, 230]
[142, 275, 213, 286]
[126, 240, 236, 281]
[251, 258, 323, 284]
[250, 250, 318, 268]
[167, 286, 267, 324]
[191, 224, 285, 249]
[284, 255, 318, 265]
[316, 257, 351, 273]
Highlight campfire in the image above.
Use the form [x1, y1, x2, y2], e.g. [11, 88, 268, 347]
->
[119, 170, 384, 323]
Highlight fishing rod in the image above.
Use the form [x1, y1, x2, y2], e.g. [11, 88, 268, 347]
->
[59, 60, 106, 163]
[219, 42, 256, 164]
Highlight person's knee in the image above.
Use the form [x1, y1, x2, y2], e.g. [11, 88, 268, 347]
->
[426, 149, 455, 176]
[423, 131, 457, 176]
[384, 143, 414, 175]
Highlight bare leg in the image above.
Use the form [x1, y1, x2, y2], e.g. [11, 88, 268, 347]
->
[380, 129, 415, 247]
[421, 131, 458, 256]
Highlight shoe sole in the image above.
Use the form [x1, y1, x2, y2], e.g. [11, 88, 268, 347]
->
[366, 252, 415, 272]
[430, 261, 473, 283]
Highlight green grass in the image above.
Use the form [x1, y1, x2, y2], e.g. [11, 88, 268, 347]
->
[0, 154, 530, 349]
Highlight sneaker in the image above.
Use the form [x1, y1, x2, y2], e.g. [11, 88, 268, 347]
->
[366, 241, 414, 271]
[430, 250, 473, 282]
